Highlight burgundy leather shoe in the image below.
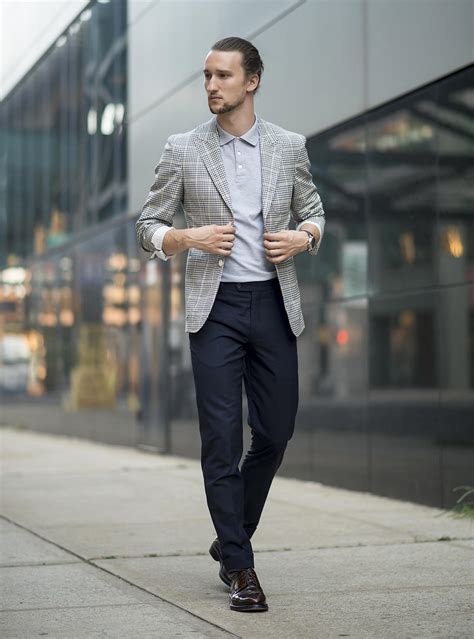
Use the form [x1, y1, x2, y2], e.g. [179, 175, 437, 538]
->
[209, 538, 232, 586]
[229, 567, 268, 612]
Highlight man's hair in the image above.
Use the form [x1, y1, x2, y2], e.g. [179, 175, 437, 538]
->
[210, 36, 264, 95]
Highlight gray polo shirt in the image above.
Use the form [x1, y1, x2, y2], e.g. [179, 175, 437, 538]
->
[216, 115, 277, 282]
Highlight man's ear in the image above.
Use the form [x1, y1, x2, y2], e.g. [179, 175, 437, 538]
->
[247, 74, 259, 93]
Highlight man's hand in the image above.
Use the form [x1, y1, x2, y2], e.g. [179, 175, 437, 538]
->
[187, 222, 236, 255]
[263, 229, 318, 263]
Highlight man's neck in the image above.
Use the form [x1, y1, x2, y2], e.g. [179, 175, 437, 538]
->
[216, 111, 256, 138]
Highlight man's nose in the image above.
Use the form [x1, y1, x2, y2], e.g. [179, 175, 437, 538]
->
[207, 77, 217, 92]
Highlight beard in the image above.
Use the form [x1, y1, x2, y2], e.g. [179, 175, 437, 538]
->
[208, 93, 246, 114]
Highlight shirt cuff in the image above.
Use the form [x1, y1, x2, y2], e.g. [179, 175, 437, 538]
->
[297, 220, 323, 250]
[150, 226, 174, 261]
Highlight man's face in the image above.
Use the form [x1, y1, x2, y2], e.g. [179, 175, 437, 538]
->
[203, 49, 257, 115]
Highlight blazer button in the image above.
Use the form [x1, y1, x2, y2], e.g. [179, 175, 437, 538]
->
[218, 258, 224, 266]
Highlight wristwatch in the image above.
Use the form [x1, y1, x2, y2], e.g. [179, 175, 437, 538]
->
[302, 229, 316, 252]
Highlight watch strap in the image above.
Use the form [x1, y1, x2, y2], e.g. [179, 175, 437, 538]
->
[303, 229, 315, 251]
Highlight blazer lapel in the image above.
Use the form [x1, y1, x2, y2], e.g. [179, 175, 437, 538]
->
[258, 117, 282, 222]
[195, 118, 233, 213]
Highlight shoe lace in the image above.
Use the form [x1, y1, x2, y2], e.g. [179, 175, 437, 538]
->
[239, 568, 260, 591]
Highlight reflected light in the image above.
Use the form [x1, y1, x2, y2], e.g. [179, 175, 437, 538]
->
[336, 329, 349, 346]
[37, 364, 47, 381]
[444, 226, 464, 258]
[375, 113, 434, 150]
[101, 104, 115, 135]
[129, 308, 141, 325]
[399, 310, 415, 329]
[103, 284, 126, 304]
[108, 252, 128, 271]
[103, 307, 127, 326]
[128, 285, 140, 305]
[88, 109, 97, 135]
[399, 232, 416, 264]
[1, 267, 26, 284]
[115, 104, 125, 125]
[56, 35, 67, 48]
[38, 312, 57, 327]
[60, 309, 74, 326]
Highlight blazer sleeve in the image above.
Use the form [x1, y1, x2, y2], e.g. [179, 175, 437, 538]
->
[135, 134, 184, 260]
[291, 135, 326, 256]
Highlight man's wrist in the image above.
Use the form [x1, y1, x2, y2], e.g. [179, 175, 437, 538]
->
[161, 228, 191, 256]
[298, 229, 313, 252]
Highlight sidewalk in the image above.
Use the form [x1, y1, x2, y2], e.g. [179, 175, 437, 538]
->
[1, 426, 472, 638]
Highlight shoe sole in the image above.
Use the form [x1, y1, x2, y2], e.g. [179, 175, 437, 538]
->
[209, 542, 232, 587]
[229, 603, 269, 612]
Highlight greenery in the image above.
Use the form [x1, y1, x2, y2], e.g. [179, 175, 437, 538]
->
[445, 485, 474, 519]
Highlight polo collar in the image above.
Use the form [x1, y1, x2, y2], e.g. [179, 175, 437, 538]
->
[216, 114, 259, 147]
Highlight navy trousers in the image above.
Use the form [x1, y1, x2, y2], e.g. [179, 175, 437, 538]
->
[188, 277, 299, 571]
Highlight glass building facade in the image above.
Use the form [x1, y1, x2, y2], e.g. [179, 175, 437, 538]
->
[0, 2, 472, 510]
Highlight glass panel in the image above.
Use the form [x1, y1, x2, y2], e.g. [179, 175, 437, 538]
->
[368, 289, 441, 505]
[367, 86, 439, 295]
[436, 67, 474, 287]
[304, 120, 368, 300]
[438, 283, 474, 508]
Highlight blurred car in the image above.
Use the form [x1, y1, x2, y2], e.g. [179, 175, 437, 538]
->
[0, 334, 31, 394]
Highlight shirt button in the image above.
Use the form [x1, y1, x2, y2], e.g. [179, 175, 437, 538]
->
[218, 258, 224, 266]
[237, 151, 241, 155]
[238, 165, 242, 168]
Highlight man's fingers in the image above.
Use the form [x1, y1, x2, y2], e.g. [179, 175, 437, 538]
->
[264, 231, 284, 239]
[264, 239, 283, 248]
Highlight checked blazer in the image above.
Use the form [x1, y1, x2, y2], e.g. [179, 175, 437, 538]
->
[135, 114, 325, 337]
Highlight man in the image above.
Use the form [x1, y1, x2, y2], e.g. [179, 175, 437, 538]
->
[136, 36, 325, 613]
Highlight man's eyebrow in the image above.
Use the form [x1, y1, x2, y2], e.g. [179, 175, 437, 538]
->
[203, 68, 233, 74]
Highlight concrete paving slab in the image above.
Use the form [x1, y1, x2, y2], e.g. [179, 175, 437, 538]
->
[96, 542, 474, 639]
[1, 470, 207, 526]
[0, 605, 235, 639]
[0, 553, 233, 638]
[253, 501, 415, 549]
[0, 519, 80, 567]
[268, 477, 474, 541]
[34, 519, 217, 560]
[1, 563, 135, 610]
[0, 427, 185, 474]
